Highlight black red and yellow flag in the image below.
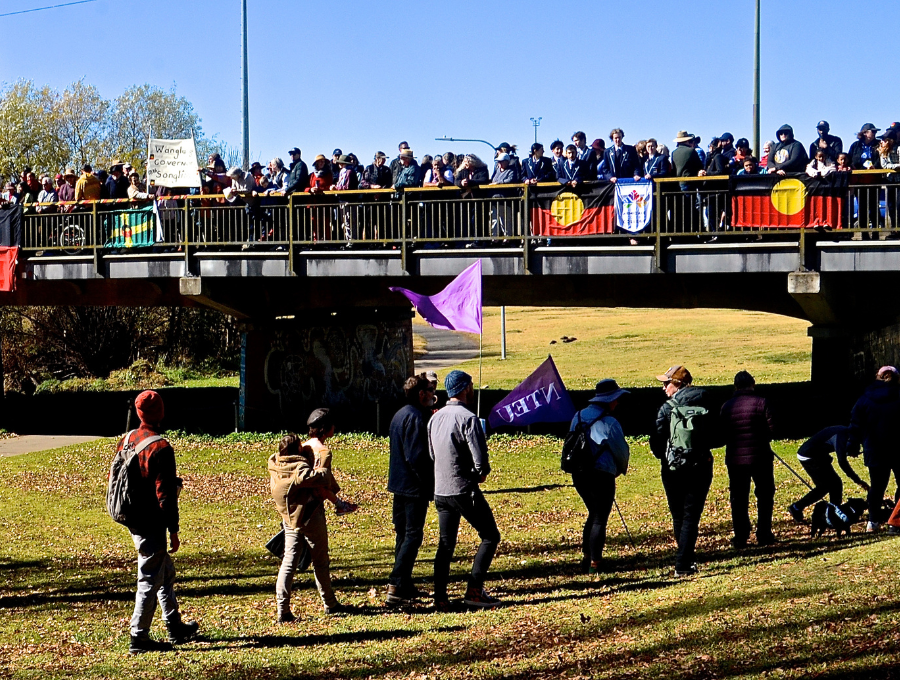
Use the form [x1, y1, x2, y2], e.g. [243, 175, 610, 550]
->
[730, 173, 848, 229]
[530, 183, 616, 236]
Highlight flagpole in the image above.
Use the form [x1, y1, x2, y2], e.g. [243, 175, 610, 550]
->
[477, 328, 483, 417]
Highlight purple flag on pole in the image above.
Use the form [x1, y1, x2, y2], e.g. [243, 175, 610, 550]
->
[389, 260, 482, 334]
[488, 355, 576, 429]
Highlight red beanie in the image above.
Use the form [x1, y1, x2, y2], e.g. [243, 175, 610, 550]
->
[134, 390, 164, 425]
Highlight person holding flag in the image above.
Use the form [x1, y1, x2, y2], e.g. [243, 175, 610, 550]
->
[568, 380, 630, 574]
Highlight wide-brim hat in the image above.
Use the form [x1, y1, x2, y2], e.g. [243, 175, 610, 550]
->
[374, 151, 387, 159]
[313, 154, 328, 164]
[860, 123, 880, 133]
[588, 379, 630, 404]
[495, 153, 510, 162]
[63, 168, 77, 177]
[674, 131, 694, 143]
[337, 154, 353, 165]
[399, 149, 415, 159]
[109, 160, 124, 170]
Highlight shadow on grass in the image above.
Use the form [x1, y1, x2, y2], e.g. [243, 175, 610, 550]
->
[203, 624, 465, 651]
[483, 483, 569, 495]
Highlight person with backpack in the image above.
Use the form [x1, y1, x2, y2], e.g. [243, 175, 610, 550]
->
[109, 390, 199, 654]
[566, 380, 630, 574]
[651, 366, 717, 577]
[719, 371, 778, 549]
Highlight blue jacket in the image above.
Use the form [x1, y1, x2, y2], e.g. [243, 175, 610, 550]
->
[604, 144, 642, 179]
[522, 156, 557, 182]
[557, 159, 591, 185]
[569, 404, 630, 477]
[848, 381, 900, 467]
[388, 404, 434, 498]
[644, 154, 670, 179]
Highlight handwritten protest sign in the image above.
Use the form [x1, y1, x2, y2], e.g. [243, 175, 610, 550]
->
[146, 138, 202, 188]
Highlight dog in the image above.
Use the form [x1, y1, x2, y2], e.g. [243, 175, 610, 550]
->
[810, 498, 868, 537]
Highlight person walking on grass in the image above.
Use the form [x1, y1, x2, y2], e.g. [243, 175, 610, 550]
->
[651, 366, 717, 577]
[429, 370, 501, 610]
[123, 390, 199, 654]
[268, 410, 346, 623]
[720, 371, 778, 549]
[386, 373, 436, 606]
[569, 380, 630, 574]
[787, 425, 870, 524]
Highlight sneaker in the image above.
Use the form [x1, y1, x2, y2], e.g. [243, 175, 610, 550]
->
[335, 499, 359, 516]
[385, 585, 413, 607]
[129, 635, 173, 655]
[788, 503, 806, 524]
[276, 611, 296, 624]
[324, 602, 350, 615]
[165, 616, 200, 645]
[406, 586, 429, 600]
[886, 525, 900, 536]
[732, 537, 748, 551]
[675, 564, 699, 577]
[433, 599, 451, 613]
[867, 521, 882, 533]
[463, 587, 501, 609]
[756, 533, 778, 547]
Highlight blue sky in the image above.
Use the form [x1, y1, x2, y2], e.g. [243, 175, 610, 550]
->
[0, 0, 893, 165]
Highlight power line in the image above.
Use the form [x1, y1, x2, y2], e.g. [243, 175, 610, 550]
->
[0, 0, 98, 18]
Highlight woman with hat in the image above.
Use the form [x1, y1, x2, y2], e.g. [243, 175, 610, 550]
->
[568, 379, 630, 574]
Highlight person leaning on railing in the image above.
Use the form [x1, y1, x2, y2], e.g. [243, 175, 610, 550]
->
[361, 151, 392, 189]
[391, 149, 420, 191]
[74, 163, 102, 206]
[522, 143, 557, 184]
[36, 176, 58, 213]
[127, 172, 152, 201]
[557, 145, 591, 188]
[767, 124, 809, 175]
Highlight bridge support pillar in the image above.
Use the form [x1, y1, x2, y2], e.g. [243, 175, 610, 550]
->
[238, 308, 414, 432]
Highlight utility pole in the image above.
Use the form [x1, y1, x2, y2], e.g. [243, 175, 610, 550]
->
[241, 0, 250, 170]
[752, 0, 760, 158]
[530, 117, 542, 144]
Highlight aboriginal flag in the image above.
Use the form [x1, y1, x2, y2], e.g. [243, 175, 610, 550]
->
[531, 183, 616, 236]
[730, 173, 848, 229]
[103, 206, 156, 247]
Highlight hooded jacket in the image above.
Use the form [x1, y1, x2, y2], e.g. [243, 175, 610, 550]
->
[719, 389, 775, 465]
[268, 442, 332, 529]
[848, 380, 900, 467]
[767, 125, 809, 173]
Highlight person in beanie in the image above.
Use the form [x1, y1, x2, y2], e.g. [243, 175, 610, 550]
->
[268, 409, 345, 622]
[651, 366, 717, 577]
[429, 370, 501, 610]
[386, 373, 436, 606]
[719, 371, 777, 548]
[123, 390, 199, 654]
[569, 379, 630, 574]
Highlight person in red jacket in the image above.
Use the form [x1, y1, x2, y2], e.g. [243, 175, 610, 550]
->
[720, 371, 777, 549]
[123, 390, 199, 654]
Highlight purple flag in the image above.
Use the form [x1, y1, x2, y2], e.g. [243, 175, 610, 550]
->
[389, 260, 482, 334]
[488, 356, 576, 429]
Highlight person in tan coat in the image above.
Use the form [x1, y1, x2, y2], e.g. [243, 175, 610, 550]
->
[268, 408, 345, 622]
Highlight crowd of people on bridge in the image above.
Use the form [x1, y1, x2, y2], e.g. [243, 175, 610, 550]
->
[117, 360, 900, 653]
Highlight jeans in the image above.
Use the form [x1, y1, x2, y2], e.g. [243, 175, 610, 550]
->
[389, 495, 430, 590]
[433, 488, 501, 600]
[276, 505, 337, 615]
[727, 460, 776, 542]
[867, 463, 900, 523]
[130, 532, 179, 637]
[660, 459, 713, 571]
[796, 458, 843, 509]
[572, 470, 616, 564]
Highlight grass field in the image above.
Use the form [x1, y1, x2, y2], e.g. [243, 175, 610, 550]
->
[416, 307, 812, 390]
[2, 433, 899, 679]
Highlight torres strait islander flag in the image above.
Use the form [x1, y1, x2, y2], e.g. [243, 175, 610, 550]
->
[530, 183, 616, 236]
[730, 173, 848, 229]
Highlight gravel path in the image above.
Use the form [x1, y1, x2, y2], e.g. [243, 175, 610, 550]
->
[414, 325, 480, 373]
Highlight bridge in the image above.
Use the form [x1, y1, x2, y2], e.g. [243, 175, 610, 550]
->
[6, 172, 900, 429]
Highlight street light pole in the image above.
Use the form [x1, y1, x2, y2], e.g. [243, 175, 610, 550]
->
[752, 0, 760, 158]
[435, 137, 498, 154]
[530, 117, 542, 144]
[241, 0, 250, 170]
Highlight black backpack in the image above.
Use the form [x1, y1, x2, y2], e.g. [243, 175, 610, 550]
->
[106, 430, 163, 526]
[561, 412, 603, 474]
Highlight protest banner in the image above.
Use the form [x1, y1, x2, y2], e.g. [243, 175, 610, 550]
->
[146, 137, 202, 188]
[488, 356, 576, 429]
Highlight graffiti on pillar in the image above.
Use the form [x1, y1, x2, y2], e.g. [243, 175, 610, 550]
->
[263, 321, 412, 416]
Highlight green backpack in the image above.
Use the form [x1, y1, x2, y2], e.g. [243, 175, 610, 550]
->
[665, 401, 709, 471]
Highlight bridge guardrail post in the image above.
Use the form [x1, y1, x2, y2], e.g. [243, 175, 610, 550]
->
[401, 190, 409, 274]
[653, 181, 663, 272]
[522, 185, 532, 274]
[91, 201, 100, 276]
[288, 193, 295, 275]
[183, 197, 190, 275]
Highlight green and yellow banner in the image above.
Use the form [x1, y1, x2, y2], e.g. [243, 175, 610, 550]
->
[104, 206, 156, 248]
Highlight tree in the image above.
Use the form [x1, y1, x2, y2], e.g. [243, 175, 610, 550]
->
[0, 80, 66, 178]
[56, 80, 109, 168]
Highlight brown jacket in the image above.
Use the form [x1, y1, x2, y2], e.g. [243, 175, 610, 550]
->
[268, 442, 332, 529]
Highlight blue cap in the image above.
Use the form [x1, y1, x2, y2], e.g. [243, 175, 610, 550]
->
[445, 370, 472, 398]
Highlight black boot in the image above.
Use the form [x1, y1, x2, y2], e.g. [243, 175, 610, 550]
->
[129, 635, 173, 655]
[165, 614, 200, 644]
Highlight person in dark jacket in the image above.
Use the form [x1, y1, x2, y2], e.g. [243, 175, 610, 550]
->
[106, 162, 130, 200]
[849, 123, 883, 230]
[847, 366, 900, 531]
[644, 139, 670, 179]
[283, 147, 310, 196]
[603, 128, 642, 183]
[362, 151, 392, 189]
[767, 124, 809, 174]
[787, 425, 870, 523]
[651, 365, 716, 577]
[670, 131, 706, 231]
[386, 373, 436, 606]
[558, 145, 591, 187]
[122, 390, 199, 654]
[719, 371, 777, 548]
[569, 380, 630, 574]
[809, 121, 843, 162]
[454, 154, 489, 194]
[522, 143, 557, 183]
[391, 142, 419, 186]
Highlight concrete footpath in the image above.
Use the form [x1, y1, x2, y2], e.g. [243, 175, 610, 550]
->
[414, 325, 480, 373]
[0, 435, 105, 458]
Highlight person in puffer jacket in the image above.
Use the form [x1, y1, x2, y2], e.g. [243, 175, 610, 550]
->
[719, 371, 777, 549]
[847, 366, 900, 531]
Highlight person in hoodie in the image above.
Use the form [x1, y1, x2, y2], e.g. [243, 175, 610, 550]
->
[268, 410, 346, 623]
[719, 371, 777, 549]
[568, 379, 630, 574]
[651, 365, 717, 577]
[767, 124, 809, 175]
[847, 366, 900, 531]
